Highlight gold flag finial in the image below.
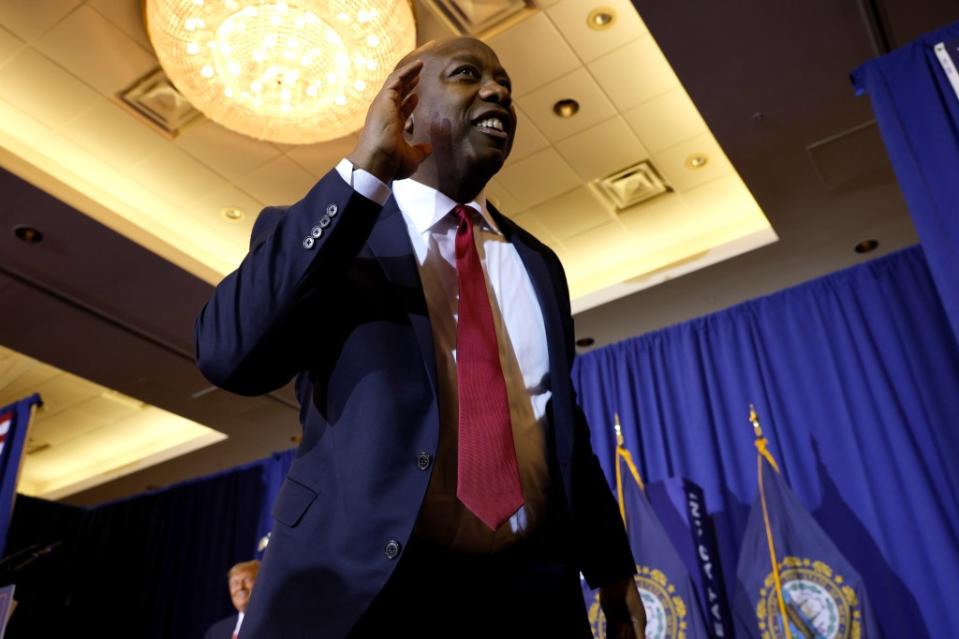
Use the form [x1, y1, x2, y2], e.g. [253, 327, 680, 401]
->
[748, 403, 763, 438]
[614, 412, 624, 447]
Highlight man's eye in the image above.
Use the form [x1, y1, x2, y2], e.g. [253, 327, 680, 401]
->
[454, 66, 479, 78]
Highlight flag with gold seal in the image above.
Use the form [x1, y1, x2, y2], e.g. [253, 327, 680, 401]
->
[582, 416, 710, 639]
[733, 407, 879, 639]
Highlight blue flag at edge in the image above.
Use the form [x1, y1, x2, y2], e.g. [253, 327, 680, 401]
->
[0, 393, 41, 555]
[733, 448, 880, 638]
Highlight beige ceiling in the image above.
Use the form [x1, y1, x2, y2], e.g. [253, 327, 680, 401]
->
[0, 0, 774, 314]
[0, 345, 223, 499]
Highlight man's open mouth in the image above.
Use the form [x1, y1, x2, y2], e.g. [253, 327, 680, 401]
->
[473, 115, 509, 139]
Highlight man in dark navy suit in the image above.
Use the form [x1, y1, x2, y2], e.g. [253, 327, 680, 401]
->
[204, 560, 259, 639]
[196, 36, 645, 638]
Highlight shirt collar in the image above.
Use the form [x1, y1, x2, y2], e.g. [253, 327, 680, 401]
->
[392, 177, 502, 236]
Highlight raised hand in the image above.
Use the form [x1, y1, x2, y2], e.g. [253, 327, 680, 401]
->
[347, 59, 433, 184]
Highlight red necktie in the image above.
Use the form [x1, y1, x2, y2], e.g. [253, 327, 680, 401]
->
[452, 204, 524, 531]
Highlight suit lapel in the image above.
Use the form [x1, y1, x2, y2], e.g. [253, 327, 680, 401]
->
[367, 198, 438, 397]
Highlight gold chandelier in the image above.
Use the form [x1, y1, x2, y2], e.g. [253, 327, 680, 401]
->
[145, 0, 416, 144]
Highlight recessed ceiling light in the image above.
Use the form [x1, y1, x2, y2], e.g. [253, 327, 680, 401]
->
[13, 225, 43, 243]
[587, 7, 617, 30]
[575, 337, 596, 347]
[222, 207, 245, 221]
[854, 239, 879, 254]
[553, 99, 580, 118]
[685, 153, 708, 169]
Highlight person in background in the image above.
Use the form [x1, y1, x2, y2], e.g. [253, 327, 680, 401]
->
[204, 560, 259, 639]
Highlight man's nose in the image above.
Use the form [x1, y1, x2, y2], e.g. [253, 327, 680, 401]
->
[479, 80, 511, 106]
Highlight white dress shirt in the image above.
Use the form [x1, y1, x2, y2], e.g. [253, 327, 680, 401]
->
[335, 159, 552, 552]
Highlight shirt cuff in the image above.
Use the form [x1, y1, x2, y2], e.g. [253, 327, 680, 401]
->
[335, 158, 391, 206]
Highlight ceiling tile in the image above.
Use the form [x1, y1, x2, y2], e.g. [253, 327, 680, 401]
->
[75, 394, 141, 423]
[286, 134, 359, 178]
[241, 156, 318, 206]
[486, 177, 525, 214]
[193, 184, 265, 248]
[515, 67, 617, 143]
[33, 375, 101, 419]
[495, 147, 580, 209]
[615, 191, 694, 239]
[588, 36, 679, 111]
[33, 408, 106, 447]
[679, 174, 762, 229]
[546, 0, 648, 63]
[510, 210, 561, 246]
[652, 132, 734, 192]
[125, 143, 230, 205]
[563, 219, 634, 270]
[88, 0, 152, 51]
[521, 185, 614, 240]
[0, 25, 23, 67]
[175, 120, 283, 181]
[0, 0, 82, 41]
[61, 98, 171, 171]
[34, 5, 156, 97]
[555, 116, 648, 181]
[487, 12, 581, 98]
[623, 87, 709, 153]
[0, 359, 54, 401]
[0, 47, 99, 126]
[504, 105, 549, 166]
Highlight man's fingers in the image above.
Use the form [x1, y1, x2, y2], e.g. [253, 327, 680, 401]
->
[398, 93, 418, 121]
[388, 59, 423, 92]
[411, 142, 432, 160]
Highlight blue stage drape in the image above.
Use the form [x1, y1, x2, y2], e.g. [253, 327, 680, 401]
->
[5, 451, 294, 638]
[572, 245, 959, 638]
[852, 21, 959, 344]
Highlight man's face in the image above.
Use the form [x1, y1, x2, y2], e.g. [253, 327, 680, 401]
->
[229, 568, 256, 614]
[411, 38, 516, 177]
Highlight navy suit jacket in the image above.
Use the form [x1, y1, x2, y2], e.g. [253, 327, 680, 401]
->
[195, 169, 634, 638]
[203, 614, 237, 639]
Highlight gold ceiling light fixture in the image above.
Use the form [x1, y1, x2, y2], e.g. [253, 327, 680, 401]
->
[685, 153, 709, 169]
[553, 98, 580, 118]
[145, 0, 416, 145]
[221, 207, 245, 221]
[586, 7, 617, 31]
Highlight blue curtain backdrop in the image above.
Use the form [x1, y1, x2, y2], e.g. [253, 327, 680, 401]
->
[852, 20, 959, 343]
[572, 245, 959, 638]
[5, 449, 295, 639]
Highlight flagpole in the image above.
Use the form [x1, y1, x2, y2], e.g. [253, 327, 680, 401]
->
[614, 413, 626, 524]
[749, 405, 793, 639]
[613, 413, 646, 528]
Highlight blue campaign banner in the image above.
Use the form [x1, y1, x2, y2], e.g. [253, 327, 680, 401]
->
[734, 436, 880, 638]
[583, 444, 710, 639]
[0, 394, 41, 555]
[647, 478, 733, 639]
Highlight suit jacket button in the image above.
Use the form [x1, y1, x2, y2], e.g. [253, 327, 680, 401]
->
[319, 215, 331, 228]
[416, 452, 432, 471]
[302, 236, 315, 249]
[384, 539, 401, 560]
[311, 225, 323, 239]
[326, 203, 338, 217]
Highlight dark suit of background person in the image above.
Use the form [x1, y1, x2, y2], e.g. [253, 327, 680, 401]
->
[203, 614, 237, 639]
[195, 37, 644, 638]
